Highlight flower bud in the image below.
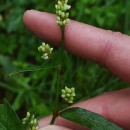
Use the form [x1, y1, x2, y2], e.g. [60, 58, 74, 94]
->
[38, 42, 53, 60]
[55, 0, 71, 27]
[61, 86, 76, 104]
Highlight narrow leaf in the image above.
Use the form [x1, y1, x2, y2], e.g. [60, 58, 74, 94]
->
[9, 65, 57, 76]
[0, 123, 7, 130]
[60, 107, 123, 130]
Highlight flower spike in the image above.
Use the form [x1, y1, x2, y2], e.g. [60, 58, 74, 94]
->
[55, 0, 71, 27]
[22, 112, 38, 130]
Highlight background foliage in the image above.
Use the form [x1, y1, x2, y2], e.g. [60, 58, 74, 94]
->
[0, 0, 130, 119]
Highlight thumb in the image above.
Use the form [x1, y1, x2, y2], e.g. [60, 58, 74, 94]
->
[39, 125, 73, 130]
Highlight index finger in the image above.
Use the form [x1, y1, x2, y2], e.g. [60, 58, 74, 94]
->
[23, 10, 130, 82]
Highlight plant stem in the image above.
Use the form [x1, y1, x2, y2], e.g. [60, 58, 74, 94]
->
[60, 27, 65, 64]
[50, 111, 59, 124]
[50, 65, 61, 124]
[55, 65, 61, 109]
[61, 27, 65, 49]
[50, 25, 65, 125]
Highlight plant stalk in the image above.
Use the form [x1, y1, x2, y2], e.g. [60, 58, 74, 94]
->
[50, 65, 61, 124]
[50, 25, 65, 125]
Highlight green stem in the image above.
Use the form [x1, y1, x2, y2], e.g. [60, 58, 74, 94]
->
[50, 111, 59, 124]
[55, 65, 61, 109]
[61, 27, 65, 48]
[50, 65, 61, 124]
[124, 0, 130, 33]
[50, 26, 65, 125]
[60, 27, 65, 64]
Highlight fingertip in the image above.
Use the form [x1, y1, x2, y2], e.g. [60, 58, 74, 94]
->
[23, 10, 32, 20]
[23, 10, 37, 26]
[23, 10, 62, 45]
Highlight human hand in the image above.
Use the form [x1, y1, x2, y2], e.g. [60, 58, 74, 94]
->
[23, 10, 130, 130]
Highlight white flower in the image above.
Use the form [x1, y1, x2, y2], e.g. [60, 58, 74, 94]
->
[55, 0, 71, 27]
[38, 42, 53, 60]
[61, 86, 76, 104]
[22, 112, 38, 130]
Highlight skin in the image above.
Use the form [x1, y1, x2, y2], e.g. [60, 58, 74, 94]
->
[23, 10, 130, 130]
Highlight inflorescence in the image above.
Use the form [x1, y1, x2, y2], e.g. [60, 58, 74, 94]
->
[22, 112, 38, 130]
[38, 42, 53, 60]
[55, 0, 71, 27]
[61, 86, 76, 104]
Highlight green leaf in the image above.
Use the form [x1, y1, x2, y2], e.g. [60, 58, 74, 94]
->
[0, 123, 6, 130]
[60, 107, 123, 130]
[0, 100, 25, 130]
[9, 64, 57, 77]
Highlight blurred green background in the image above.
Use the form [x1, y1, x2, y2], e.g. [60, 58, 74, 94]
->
[0, 0, 130, 118]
